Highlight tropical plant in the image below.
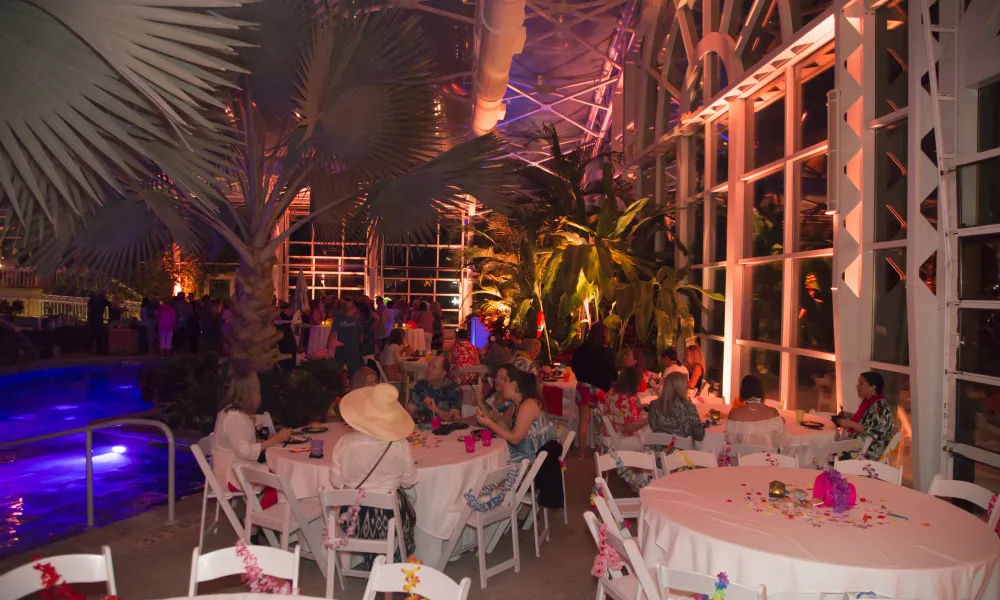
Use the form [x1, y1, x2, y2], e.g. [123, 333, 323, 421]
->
[2, 0, 518, 375]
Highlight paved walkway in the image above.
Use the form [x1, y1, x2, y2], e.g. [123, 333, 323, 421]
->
[0, 455, 605, 600]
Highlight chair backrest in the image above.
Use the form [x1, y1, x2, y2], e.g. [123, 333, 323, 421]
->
[559, 431, 577, 461]
[728, 444, 772, 457]
[196, 433, 214, 457]
[880, 431, 903, 463]
[659, 449, 718, 474]
[657, 564, 762, 600]
[190, 445, 245, 537]
[582, 512, 660, 599]
[319, 488, 406, 559]
[595, 450, 659, 479]
[371, 358, 390, 382]
[257, 411, 277, 436]
[811, 438, 869, 469]
[514, 451, 549, 505]
[0, 547, 117, 600]
[763, 399, 783, 410]
[593, 477, 630, 537]
[928, 475, 1000, 529]
[362, 556, 471, 600]
[600, 415, 623, 450]
[189, 544, 300, 595]
[739, 451, 799, 468]
[640, 432, 694, 453]
[833, 459, 903, 485]
[470, 460, 530, 513]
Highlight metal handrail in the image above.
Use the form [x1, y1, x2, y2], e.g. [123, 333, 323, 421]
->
[0, 418, 176, 528]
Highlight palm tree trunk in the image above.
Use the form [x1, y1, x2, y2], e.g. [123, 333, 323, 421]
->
[226, 251, 282, 372]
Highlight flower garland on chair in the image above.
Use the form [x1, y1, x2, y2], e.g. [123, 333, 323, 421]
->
[717, 443, 733, 467]
[235, 538, 295, 594]
[401, 555, 424, 600]
[589, 485, 628, 530]
[984, 495, 1000, 536]
[590, 524, 623, 577]
[33, 561, 119, 600]
[324, 490, 366, 550]
[464, 468, 518, 512]
[695, 572, 729, 600]
[611, 451, 653, 492]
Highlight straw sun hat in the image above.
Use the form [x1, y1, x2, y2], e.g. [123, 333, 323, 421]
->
[339, 383, 414, 442]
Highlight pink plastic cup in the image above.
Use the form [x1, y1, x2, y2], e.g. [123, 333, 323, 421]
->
[464, 435, 476, 453]
[481, 430, 493, 446]
[431, 416, 442, 429]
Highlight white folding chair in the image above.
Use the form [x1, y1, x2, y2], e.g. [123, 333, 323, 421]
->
[658, 449, 718, 474]
[362, 556, 471, 600]
[188, 544, 300, 596]
[640, 432, 693, 453]
[235, 466, 324, 551]
[928, 474, 1000, 530]
[582, 504, 626, 580]
[320, 488, 407, 598]
[191, 444, 245, 548]
[728, 443, 772, 457]
[657, 564, 762, 600]
[879, 431, 904, 465]
[592, 479, 631, 538]
[0, 547, 116, 600]
[371, 358, 390, 383]
[514, 451, 551, 557]
[583, 512, 660, 600]
[438, 461, 529, 588]
[739, 451, 799, 468]
[834, 459, 903, 485]
[810, 438, 870, 469]
[256, 411, 277, 436]
[595, 451, 659, 516]
[600, 415, 623, 451]
[559, 430, 576, 524]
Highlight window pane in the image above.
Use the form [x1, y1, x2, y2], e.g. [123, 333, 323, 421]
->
[874, 0, 908, 118]
[435, 280, 459, 295]
[958, 309, 1000, 377]
[742, 345, 781, 403]
[752, 81, 786, 169]
[979, 79, 1000, 153]
[956, 379, 1000, 456]
[800, 66, 834, 149]
[713, 115, 729, 186]
[953, 456, 1000, 496]
[799, 154, 833, 250]
[694, 132, 706, 194]
[748, 261, 783, 344]
[702, 337, 725, 387]
[958, 155, 1000, 229]
[959, 233, 1000, 300]
[713, 191, 728, 262]
[872, 248, 909, 365]
[793, 356, 837, 413]
[795, 257, 834, 352]
[705, 268, 726, 336]
[750, 170, 785, 257]
[874, 120, 908, 242]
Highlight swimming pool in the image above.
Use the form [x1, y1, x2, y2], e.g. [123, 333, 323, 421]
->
[0, 362, 203, 558]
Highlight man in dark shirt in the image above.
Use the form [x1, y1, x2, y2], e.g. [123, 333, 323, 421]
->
[332, 300, 363, 376]
[86, 290, 109, 354]
[407, 355, 462, 422]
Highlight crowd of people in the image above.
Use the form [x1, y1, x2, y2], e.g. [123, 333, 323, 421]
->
[135, 292, 232, 356]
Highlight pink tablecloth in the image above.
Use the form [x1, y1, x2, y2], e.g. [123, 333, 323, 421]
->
[640, 467, 1000, 599]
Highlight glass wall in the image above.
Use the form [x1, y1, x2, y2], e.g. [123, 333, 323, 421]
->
[285, 211, 368, 300]
[380, 222, 464, 325]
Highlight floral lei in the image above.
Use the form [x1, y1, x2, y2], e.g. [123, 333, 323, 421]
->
[717, 442, 733, 467]
[696, 572, 729, 600]
[464, 468, 518, 512]
[818, 468, 853, 514]
[33, 560, 119, 600]
[589, 485, 628, 530]
[611, 451, 653, 492]
[235, 538, 295, 594]
[324, 489, 366, 550]
[401, 555, 424, 600]
[590, 524, 623, 578]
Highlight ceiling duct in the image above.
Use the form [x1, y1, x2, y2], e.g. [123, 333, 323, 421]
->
[471, 0, 527, 135]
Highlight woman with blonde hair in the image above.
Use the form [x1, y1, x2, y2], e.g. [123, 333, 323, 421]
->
[210, 369, 291, 510]
[684, 343, 706, 391]
[648, 372, 705, 442]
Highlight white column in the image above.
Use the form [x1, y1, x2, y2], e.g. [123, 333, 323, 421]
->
[723, 97, 750, 401]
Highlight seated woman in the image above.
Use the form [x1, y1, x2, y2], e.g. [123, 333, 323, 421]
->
[476, 369, 556, 463]
[725, 375, 786, 450]
[621, 347, 651, 392]
[511, 338, 544, 376]
[211, 370, 292, 511]
[330, 383, 418, 568]
[833, 371, 894, 460]
[481, 363, 516, 430]
[381, 328, 406, 382]
[600, 367, 647, 449]
[450, 328, 482, 385]
[648, 371, 705, 443]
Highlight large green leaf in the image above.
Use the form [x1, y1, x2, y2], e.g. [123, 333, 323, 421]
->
[634, 280, 654, 341]
[610, 197, 649, 239]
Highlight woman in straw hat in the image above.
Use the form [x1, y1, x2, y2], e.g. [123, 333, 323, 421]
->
[331, 383, 418, 567]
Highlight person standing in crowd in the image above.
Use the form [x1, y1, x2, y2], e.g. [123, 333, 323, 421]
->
[188, 297, 202, 353]
[430, 301, 444, 351]
[410, 301, 434, 351]
[374, 296, 393, 352]
[220, 299, 234, 356]
[173, 292, 192, 351]
[276, 302, 297, 372]
[198, 295, 217, 354]
[156, 298, 177, 356]
[331, 299, 363, 377]
[356, 298, 377, 360]
[571, 322, 618, 458]
[140, 296, 159, 354]
[87, 289, 109, 354]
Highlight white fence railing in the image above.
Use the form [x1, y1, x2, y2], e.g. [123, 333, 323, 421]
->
[0, 291, 140, 321]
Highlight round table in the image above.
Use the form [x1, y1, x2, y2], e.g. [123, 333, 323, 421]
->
[306, 325, 331, 357]
[266, 422, 509, 565]
[639, 467, 1000, 599]
[402, 327, 427, 354]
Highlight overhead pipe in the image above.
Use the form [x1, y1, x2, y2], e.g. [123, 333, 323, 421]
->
[471, 0, 527, 136]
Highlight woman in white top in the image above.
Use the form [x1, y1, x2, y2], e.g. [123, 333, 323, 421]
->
[331, 383, 418, 567]
[380, 328, 406, 381]
[210, 371, 291, 509]
[725, 375, 786, 451]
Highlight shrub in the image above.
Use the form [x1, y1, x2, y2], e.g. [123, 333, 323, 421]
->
[0, 323, 40, 366]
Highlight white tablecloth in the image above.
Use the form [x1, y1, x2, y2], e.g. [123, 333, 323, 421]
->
[403, 327, 427, 354]
[640, 467, 1000, 600]
[266, 422, 509, 564]
[306, 325, 331, 357]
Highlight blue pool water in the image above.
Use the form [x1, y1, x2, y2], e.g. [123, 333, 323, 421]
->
[0, 363, 203, 558]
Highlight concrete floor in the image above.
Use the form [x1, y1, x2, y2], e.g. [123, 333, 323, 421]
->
[0, 454, 607, 600]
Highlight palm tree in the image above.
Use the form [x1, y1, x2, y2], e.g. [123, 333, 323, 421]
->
[2, 0, 517, 371]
